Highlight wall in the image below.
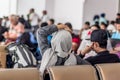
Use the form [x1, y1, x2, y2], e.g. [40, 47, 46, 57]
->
[46, 0, 85, 30]
[9, 0, 17, 14]
[17, 0, 46, 18]
[0, 0, 18, 17]
[83, 0, 119, 25]
[0, 0, 10, 17]
[45, 0, 55, 18]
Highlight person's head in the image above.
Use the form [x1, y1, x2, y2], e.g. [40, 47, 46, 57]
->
[93, 15, 99, 21]
[116, 18, 120, 32]
[29, 8, 35, 14]
[101, 13, 106, 18]
[9, 15, 18, 26]
[42, 10, 47, 15]
[51, 30, 72, 57]
[41, 22, 48, 27]
[100, 22, 107, 30]
[0, 18, 2, 26]
[91, 30, 108, 53]
[110, 20, 115, 25]
[83, 21, 90, 29]
[57, 23, 62, 25]
[91, 24, 100, 32]
[72, 38, 80, 53]
[65, 22, 73, 31]
[47, 19, 55, 25]
[117, 13, 120, 19]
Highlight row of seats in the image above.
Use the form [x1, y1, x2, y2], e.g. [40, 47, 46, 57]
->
[48, 63, 120, 80]
[0, 63, 120, 80]
[0, 68, 41, 80]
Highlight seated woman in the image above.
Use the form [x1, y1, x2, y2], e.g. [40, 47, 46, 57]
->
[3, 15, 25, 44]
[37, 24, 89, 79]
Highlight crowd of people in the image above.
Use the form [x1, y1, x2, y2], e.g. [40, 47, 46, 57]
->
[0, 8, 120, 80]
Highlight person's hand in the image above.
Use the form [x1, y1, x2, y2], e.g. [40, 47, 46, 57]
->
[3, 32, 9, 39]
[57, 24, 66, 30]
[110, 50, 118, 54]
[80, 42, 94, 55]
[77, 50, 81, 55]
[64, 26, 72, 33]
[114, 47, 120, 52]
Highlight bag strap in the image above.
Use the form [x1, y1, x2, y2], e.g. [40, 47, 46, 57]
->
[22, 44, 34, 66]
[55, 55, 70, 66]
[106, 31, 110, 38]
[17, 44, 31, 66]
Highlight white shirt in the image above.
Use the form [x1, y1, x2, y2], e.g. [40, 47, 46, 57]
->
[107, 24, 116, 32]
[6, 21, 10, 28]
[41, 15, 49, 22]
[29, 12, 39, 26]
[81, 29, 90, 40]
[1, 19, 6, 26]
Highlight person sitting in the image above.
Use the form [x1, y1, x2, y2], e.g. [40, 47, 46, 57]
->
[116, 13, 120, 19]
[37, 24, 89, 79]
[41, 10, 49, 22]
[77, 24, 100, 59]
[65, 22, 80, 53]
[107, 20, 116, 34]
[3, 15, 24, 44]
[79, 21, 90, 40]
[99, 13, 107, 25]
[111, 18, 120, 39]
[79, 30, 120, 65]
[47, 18, 55, 26]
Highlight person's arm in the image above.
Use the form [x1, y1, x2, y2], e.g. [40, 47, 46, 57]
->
[78, 42, 93, 58]
[37, 24, 65, 54]
[29, 13, 33, 22]
[78, 28, 84, 39]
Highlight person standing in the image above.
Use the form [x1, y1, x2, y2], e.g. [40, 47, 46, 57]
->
[29, 8, 40, 34]
[41, 10, 49, 22]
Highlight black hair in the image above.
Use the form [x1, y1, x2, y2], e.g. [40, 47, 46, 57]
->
[41, 22, 48, 27]
[95, 21, 99, 25]
[116, 18, 120, 24]
[91, 30, 107, 48]
[65, 22, 73, 30]
[43, 10, 47, 15]
[101, 13, 106, 17]
[93, 15, 99, 21]
[49, 19, 55, 24]
[110, 21, 115, 25]
[85, 21, 90, 26]
[57, 23, 62, 25]
[31, 8, 34, 12]
[117, 13, 120, 16]
[91, 24, 100, 29]
[101, 22, 108, 28]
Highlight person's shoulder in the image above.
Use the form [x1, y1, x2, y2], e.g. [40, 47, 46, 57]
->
[85, 56, 95, 61]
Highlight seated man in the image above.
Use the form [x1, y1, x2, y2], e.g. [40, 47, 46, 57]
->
[79, 30, 120, 65]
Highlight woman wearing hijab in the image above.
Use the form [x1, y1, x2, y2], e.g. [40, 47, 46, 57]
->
[37, 24, 89, 80]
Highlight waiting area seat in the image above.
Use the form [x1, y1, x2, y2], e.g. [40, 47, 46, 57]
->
[0, 45, 7, 68]
[96, 63, 120, 80]
[0, 68, 41, 80]
[48, 65, 98, 80]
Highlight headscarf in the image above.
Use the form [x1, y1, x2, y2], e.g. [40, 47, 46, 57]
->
[40, 30, 77, 77]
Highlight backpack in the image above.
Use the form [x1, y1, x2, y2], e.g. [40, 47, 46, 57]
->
[6, 43, 37, 68]
[18, 32, 42, 61]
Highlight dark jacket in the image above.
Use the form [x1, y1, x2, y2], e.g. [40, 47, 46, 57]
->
[85, 51, 120, 65]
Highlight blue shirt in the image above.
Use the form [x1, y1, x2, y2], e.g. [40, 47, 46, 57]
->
[112, 31, 120, 39]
